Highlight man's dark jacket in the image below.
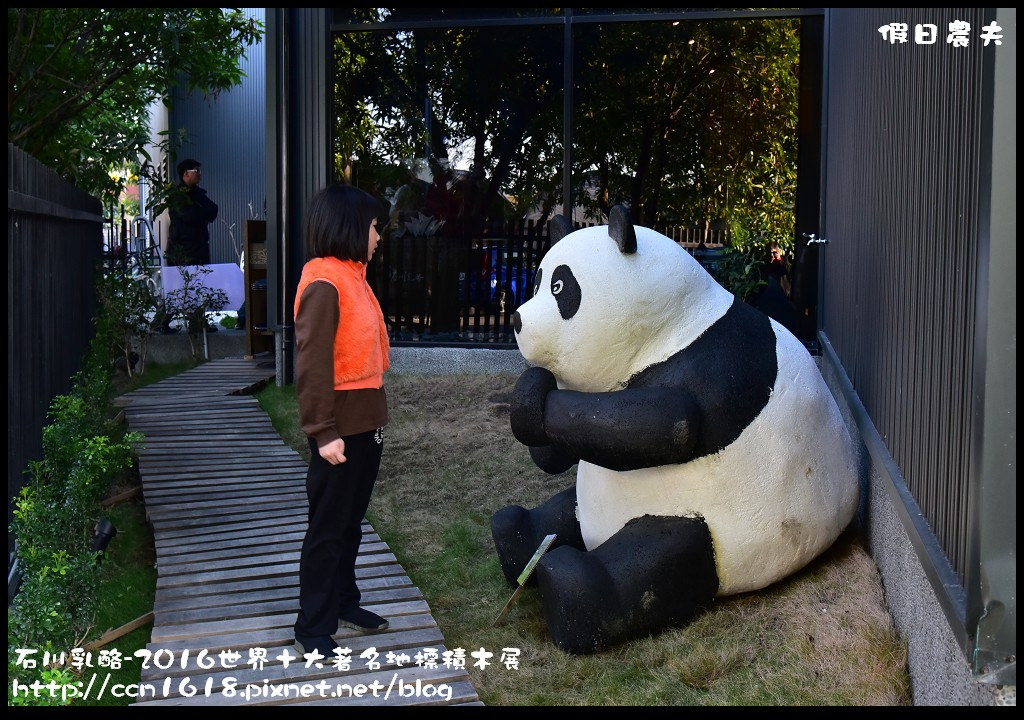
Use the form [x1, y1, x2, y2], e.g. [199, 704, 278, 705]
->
[167, 184, 219, 265]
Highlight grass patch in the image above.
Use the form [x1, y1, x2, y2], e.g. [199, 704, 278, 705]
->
[75, 491, 157, 707]
[257, 371, 912, 706]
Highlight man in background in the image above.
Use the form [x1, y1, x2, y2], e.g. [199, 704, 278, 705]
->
[166, 158, 218, 265]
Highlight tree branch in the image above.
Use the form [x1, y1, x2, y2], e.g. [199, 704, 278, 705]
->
[12, 45, 152, 148]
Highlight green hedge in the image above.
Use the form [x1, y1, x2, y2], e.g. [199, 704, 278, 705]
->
[8, 288, 142, 706]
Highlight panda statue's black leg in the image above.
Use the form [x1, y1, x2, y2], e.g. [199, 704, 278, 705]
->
[491, 485, 586, 587]
[535, 515, 719, 654]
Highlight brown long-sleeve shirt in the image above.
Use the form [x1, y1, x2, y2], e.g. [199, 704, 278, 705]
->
[294, 280, 387, 447]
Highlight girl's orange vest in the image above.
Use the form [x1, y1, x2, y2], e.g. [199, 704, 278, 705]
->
[294, 257, 390, 390]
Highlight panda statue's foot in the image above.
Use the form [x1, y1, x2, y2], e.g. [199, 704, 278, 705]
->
[491, 504, 537, 587]
[535, 545, 619, 654]
[491, 486, 585, 588]
[536, 515, 720, 654]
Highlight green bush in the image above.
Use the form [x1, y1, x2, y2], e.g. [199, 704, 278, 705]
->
[96, 260, 161, 377]
[162, 258, 229, 360]
[8, 278, 142, 706]
[710, 245, 767, 302]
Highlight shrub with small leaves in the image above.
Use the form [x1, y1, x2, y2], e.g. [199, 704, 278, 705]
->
[162, 261, 229, 360]
[8, 287, 143, 689]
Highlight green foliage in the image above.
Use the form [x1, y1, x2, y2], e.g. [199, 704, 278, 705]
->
[573, 18, 800, 236]
[332, 21, 564, 223]
[8, 8, 263, 206]
[8, 661, 80, 706]
[75, 499, 157, 707]
[96, 261, 161, 377]
[162, 256, 229, 360]
[9, 394, 141, 651]
[8, 281, 142, 705]
[710, 246, 768, 303]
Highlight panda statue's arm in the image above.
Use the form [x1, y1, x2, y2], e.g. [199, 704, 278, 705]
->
[511, 366, 700, 472]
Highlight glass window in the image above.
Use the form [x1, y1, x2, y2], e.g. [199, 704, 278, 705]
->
[334, 25, 564, 342]
[571, 18, 800, 253]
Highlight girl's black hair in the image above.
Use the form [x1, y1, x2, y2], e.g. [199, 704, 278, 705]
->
[303, 184, 384, 262]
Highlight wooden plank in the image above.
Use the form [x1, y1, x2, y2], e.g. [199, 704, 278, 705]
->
[138, 612, 440, 659]
[126, 399, 263, 413]
[141, 625, 448, 682]
[148, 565, 393, 606]
[158, 541, 388, 570]
[153, 574, 412, 613]
[145, 491, 309, 516]
[149, 600, 432, 643]
[157, 532, 380, 561]
[154, 522, 314, 553]
[153, 562, 405, 601]
[146, 497, 309, 524]
[155, 556, 400, 590]
[153, 514, 315, 544]
[138, 448, 301, 462]
[148, 502, 308, 530]
[143, 479, 305, 499]
[138, 443, 297, 456]
[156, 586, 423, 626]
[142, 464, 307, 482]
[144, 483, 305, 503]
[141, 460, 307, 477]
[140, 437, 287, 448]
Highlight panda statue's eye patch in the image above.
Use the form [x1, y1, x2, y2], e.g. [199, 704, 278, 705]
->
[551, 264, 581, 320]
[532, 267, 543, 298]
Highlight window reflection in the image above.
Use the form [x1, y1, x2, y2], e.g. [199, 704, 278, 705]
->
[334, 25, 563, 342]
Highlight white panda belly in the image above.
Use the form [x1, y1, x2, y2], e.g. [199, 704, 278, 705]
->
[575, 330, 859, 596]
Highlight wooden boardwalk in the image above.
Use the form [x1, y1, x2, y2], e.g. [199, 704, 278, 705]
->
[117, 357, 480, 706]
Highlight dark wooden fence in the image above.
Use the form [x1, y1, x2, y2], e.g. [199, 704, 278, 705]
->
[369, 218, 725, 345]
[7, 144, 104, 553]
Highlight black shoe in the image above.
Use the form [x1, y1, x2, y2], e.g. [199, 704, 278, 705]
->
[339, 606, 389, 632]
[294, 633, 339, 657]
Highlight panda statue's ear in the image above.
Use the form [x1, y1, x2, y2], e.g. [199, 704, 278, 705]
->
[609, 204, 637, 254]
[548, 215, 574, 246]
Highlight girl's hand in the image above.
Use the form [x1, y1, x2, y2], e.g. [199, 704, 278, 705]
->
[319, 438, 347, 465]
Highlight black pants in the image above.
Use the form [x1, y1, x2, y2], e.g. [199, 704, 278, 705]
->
[294, 428, 383, 637]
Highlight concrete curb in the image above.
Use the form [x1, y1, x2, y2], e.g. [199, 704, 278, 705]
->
[146, 333, 527, 375]
[387, 346, 526, 375]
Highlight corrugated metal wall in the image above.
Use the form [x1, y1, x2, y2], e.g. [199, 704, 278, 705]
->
[169, 8, 266, 267]
[820, 8, 989, 585]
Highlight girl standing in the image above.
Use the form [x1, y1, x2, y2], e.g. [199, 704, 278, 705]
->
[293, 184, 390, 656]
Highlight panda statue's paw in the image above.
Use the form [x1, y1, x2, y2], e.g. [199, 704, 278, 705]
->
[535, 546, 619, 654]
[510, 366, 557, 446]
[491, 504, 539, 587]
[528, 444, 579, 475]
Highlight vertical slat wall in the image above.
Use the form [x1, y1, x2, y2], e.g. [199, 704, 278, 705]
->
[821, 8, 987, 584]
[7, 143, 104, 539]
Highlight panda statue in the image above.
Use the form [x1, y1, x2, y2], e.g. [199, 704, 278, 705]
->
[492, 205, 859, 654]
